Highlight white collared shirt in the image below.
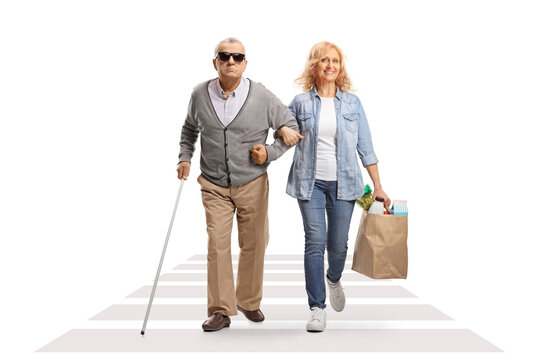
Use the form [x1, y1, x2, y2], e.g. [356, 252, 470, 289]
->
[208, 77, 250, 127]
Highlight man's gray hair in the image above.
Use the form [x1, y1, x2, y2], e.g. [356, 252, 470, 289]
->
[214, 37, 245, 56]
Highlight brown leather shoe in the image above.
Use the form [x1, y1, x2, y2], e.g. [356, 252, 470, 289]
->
[202, 313, 231, 331]
[237, 305, 265, 322]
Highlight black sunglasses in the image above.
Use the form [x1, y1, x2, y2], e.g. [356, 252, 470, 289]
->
[216, 52, 246, 63]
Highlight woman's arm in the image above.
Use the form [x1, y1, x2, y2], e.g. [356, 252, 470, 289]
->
[365, 163, 391, 208]
[275, 97, 304, 146]
[276, 126, 304, 146]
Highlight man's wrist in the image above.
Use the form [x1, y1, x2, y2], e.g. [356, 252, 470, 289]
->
[263, 146, 270, 163]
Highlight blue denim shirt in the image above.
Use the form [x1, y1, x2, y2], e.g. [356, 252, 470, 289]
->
[286, 87, 378, 200]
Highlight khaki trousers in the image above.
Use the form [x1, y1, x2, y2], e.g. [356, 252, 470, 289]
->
[198, 173, 269, 317]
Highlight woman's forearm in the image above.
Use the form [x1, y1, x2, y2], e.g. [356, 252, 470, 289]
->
[366, 163, 391, 207]
[365, 163, 382, 190]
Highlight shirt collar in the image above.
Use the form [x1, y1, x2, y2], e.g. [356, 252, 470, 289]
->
[310, 86, 342, 100]
[216, 78, 247, 99]
[216, 80, 234, 99]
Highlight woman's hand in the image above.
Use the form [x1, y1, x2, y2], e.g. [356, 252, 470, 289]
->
[373, 188, 391, 210]
[365, 163, 391, 210]
[277, 126, 304, 146]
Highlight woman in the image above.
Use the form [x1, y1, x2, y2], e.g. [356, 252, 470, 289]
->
[277, 42, 390, 332]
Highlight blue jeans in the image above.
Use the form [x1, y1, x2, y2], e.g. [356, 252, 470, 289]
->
[297, 180, 355, 309]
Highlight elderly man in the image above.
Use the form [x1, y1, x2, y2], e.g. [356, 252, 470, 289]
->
[177, 38, 299, 331]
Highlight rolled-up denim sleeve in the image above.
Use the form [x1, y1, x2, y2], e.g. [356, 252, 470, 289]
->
[355, 98, 378, 167]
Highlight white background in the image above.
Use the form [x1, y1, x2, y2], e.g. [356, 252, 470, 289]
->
[1, 1, 539, 359]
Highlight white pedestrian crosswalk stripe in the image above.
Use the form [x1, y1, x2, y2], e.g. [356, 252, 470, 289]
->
[38, 254, 502, 353]
[38, 329, 501, 352]
[127, 285, 417, 298]
[91, 304, 452, 321]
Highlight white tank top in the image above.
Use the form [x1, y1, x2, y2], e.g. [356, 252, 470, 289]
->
[315, 97, 337, 181]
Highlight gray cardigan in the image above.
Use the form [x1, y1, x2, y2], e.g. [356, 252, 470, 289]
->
[178, 79, 299, 187]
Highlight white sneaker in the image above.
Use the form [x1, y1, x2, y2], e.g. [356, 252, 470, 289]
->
[306, 307, 326, 332]
[326, 276, 345, 312]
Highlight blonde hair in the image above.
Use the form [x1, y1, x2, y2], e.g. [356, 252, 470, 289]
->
[296, 42, 353, 93]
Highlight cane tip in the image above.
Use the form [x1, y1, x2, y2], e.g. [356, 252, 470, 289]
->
[140, 330, 145, 336]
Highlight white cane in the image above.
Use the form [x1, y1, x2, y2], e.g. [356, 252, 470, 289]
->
[140, 179, 184, 335]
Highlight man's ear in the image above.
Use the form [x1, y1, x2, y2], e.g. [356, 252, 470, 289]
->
[212, 59, 217, 71]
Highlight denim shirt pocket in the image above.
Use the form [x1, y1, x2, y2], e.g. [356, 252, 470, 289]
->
[297, 113, 312, 121]
[343, 113, 360, 132]
[296, 113, 313, 134]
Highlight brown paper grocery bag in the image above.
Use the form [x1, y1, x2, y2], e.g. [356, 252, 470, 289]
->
[352, 211, 408, 279]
